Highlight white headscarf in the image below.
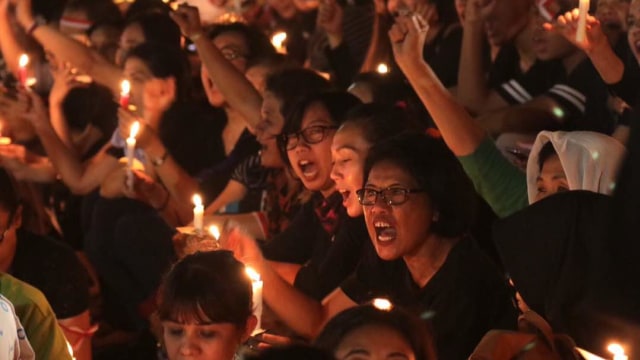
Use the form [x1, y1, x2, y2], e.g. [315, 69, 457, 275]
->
[526, 131, 626, 204]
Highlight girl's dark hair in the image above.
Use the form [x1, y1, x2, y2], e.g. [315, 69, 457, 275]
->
[126, 12, 182, 49]
[350, 72, 411, 106]
[537, 141, 558, 172]
[428, 0, 460, 27]
[364, 133, 476, 237]
[158, 251, 253, 326]
[315, 305, 436, 360]
[0, 169, 20, 214]
[125, 42, 192, 102]
[207, 23, 276, 63]
[265, 68, 333, 123]
[63, 0, 122, 24]
[246, 53, 293, 72]
[342, 103, 422, 146]
[278, 91, 361, 165]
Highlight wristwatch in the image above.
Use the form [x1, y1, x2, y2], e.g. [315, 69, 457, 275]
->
[151, 150, 169, 167]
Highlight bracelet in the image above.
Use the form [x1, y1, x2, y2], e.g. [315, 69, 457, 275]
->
[155, 187, 170, 212]
[26, 17, 44, 36]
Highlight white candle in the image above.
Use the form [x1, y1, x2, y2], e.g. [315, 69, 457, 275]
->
[125, 121, 140, 189]
[192, 194, 204, 234]
[576, 0, 590, 43]
[18, 54, 29, 87]
[608, 343, 628, 360]
[246, 267, 263, 333]
[120, 80, 131, 108]
[271, 32, 287, 54]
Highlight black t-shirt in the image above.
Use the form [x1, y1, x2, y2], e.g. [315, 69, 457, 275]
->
[545, 59, 616, 134]
[261, 192, 367, 300]
[341, 238, 518, 360]
[496, 59, 564, 105]
[424, 24, 463, 88]
[12, 229, 89, 319]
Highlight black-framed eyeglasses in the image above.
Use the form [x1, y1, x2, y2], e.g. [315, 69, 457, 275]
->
[356, 187, 425, 206]
[220, 47, 247, 61]
[281, 125, 338, 151]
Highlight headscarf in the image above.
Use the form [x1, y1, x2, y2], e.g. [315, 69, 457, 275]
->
[526, 131, 626, 203]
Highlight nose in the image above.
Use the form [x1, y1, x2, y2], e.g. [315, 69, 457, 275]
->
[330, 162, 342, 182]
[179, 337, 201, 356]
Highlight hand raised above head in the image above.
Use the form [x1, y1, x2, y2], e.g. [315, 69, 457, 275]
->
[546, 10, 607, 53]
[389, 14, 428, 72]
[169, 4, 204, 40]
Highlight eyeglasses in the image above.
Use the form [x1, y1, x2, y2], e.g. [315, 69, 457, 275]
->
[281, 125, 338, 151]
[356, 187, 425, 206]
[220, 47, 247, 61]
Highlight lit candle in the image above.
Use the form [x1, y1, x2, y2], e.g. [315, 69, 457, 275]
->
[246, 267, 263, 333]
[192, 194, 204, 234]
[376, 63, 389, 74]
[120, 80, 131, 108]
[608, 343, 628, 360]
[271, 32, 287, 54]
[576, 0, 590, 43]
[18, 54, 29, 87]
[0, 123, 11, 145]
[208, 225, 220, 240]
[125, 121, 140, 189]
[372, 298, 393, 311]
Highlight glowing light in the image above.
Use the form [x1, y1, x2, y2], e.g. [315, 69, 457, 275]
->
[120, 80, 131, 108]
[608, 343, 628, 360]
[372, 298, 393, 311]
[192, 194, 204, 234]
[246, 267, 261, 282]
[25, 77, 37, 87]
[129, 121, 140, 139]
[591, 151, 600, 160]
[208, 225, 220, 240]
[576, 348, 606, 360]
[271, 32, 287, 54]
[66, 339, 76, 359]
[376, 63, 389, 74]
[18, 54, 29, 68]
[552, 107, 565, 119]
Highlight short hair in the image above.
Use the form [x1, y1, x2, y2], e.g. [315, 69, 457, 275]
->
[315, 305, 436, 360]
[126, 12, 182, 49]
[0, 169, 20, 215]
[363, 133, 476, 237]
[278, 91, 361, 165]
[342, 103, 422, 146]
[64, 0, 122, 24]
[537, 141, 558, 172]
[206, 22, 276, 64]
[158, 251, 253, 326]
[125, 42, 192, 102]
[427, 0, 459, 27]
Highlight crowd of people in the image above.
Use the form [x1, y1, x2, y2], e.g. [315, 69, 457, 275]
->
[0, 0, 638, 358]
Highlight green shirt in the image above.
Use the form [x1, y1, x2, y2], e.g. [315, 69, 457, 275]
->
[0, 273, 72, 360]
[458, 137, 528, 218]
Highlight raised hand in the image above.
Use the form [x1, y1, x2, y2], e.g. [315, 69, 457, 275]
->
[49, 65, 89, 106]
[142, 77, 176, 117]
[546, 9, 607, 52]
[117, 107, 160, 151]
[221, 227, 265, 270]
[317, 0, 344, 47]
[169, 4, 204, 39]
[22, 90, 50, 130]
[389, 14, 428, 72]
[11, 0, 35, 29]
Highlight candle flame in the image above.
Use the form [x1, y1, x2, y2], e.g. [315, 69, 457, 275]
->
[129, 121, 140, 139]
[25, 77, 37, 87]
[376, 63, 389, 74]
[271, 32, 287, 49]
[245, 267, 261, 282]
[192, 194, 203, 207]
[66, 339, 76, 359]
[209, 225, 220, 240]
[372, 298, 393, 311]
[19, 54, 29, 68]
[608, 343, 628, 360]
[120, 79, 131, 95]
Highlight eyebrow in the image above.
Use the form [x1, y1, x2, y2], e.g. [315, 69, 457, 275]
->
[344, 349, 370, 357]
[388, 353, 410, 359]
[336, 145, 358, 152]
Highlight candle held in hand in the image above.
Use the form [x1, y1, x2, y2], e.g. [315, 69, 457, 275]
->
[193, 194, 204, 234]
[125, 121, 140, 189]
[576, 0, 590, 43]
[120, 80, 131, 108]
[18, 54, 29, 87]
[246, 267, 263, 333]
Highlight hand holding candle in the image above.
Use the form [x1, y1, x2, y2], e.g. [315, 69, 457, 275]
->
[245, 266, 263, 334]
[125, 121, 140, 189]
[193, 194, 204, 234]
[576, 0, 590, 43]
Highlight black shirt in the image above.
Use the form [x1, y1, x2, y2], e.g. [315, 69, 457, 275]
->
[262, 192, 367, 300]
[496, 59, 564, 105]
[12, 229, 89, 319]
[341, 238, 518, 360]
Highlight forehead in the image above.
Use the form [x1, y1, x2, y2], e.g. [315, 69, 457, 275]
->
[301, 101, 333, 126]
[123, 57, 151, 75]
[366, 161, 417, 187]
[332, 125, 370, 152]
[213, 31, 249, 52]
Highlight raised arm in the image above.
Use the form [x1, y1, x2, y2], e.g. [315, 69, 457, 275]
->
[14, 0, 122, 94]
[392, 15, 485, 155]
[360, 9, 393, 73]
[0, 0, 32, 76]
[456, 0, 508, 114]
[170, 5, 262, 131]
[551, 10, 624, 84]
